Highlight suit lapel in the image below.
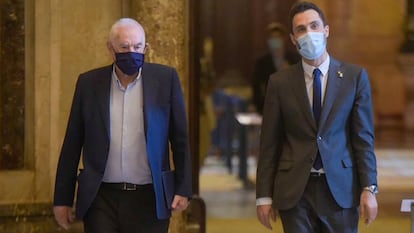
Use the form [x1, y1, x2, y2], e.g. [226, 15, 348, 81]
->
[142, 63, 160, 137]
[290, 63, 317, 131]
[94, 66, 112, 139]
[319, 58, 343, 128]
[142, 64, 169, 170]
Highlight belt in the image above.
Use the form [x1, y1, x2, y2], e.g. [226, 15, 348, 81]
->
[101, 182, 152, 191]
[310, 172, 325, 177]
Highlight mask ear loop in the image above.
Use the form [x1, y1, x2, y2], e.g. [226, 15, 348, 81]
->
[290, 32, 301, 50]
[294, 38, 301, 50]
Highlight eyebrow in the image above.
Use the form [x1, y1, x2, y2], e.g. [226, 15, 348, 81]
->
[119, 42, 144, 47]
[294, 20, 321, 31]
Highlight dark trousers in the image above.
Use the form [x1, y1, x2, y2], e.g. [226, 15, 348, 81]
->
[83, 184, 169, 233]
[278, 175, 359, 233]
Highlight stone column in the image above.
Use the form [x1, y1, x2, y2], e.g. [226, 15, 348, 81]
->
[130, 0, 189, 99]
[129, 1, 189, 233]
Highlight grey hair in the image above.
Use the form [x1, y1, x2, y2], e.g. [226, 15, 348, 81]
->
[108, 18, 145, 43]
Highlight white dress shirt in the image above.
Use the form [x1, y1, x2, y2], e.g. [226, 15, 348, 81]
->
[102, 68, 153, 184]
[256, 56, 331, 206]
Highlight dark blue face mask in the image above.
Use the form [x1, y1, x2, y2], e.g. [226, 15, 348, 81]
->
[115, 52, 145, 76]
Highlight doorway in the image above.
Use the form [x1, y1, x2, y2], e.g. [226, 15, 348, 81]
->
[188, 0, 297, 232]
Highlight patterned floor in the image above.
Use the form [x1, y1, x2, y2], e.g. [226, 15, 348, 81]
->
[377, 149, 414, 190]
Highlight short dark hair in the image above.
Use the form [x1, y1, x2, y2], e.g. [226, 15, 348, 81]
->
[289, 1, 326, 32]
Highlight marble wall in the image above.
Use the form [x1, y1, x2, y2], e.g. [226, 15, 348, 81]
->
[130, 0, 190, 101]
[0, 0, 25, 170]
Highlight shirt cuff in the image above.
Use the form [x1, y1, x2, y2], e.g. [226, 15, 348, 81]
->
[256, 197, 272, 206]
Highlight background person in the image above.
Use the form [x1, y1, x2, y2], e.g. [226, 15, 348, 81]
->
[251, 22, 300, 114]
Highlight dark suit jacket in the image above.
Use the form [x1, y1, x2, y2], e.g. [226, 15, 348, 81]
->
[252, 51, 301, 114]
[252, 53, 276, 114]
[53, 63, 192, 220]
[256, 58, 377, 210]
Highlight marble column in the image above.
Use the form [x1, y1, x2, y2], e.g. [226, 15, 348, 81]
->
[128, 1, 189, 233]
[130, 0, 189, 99]
[0, 0, 25, 170]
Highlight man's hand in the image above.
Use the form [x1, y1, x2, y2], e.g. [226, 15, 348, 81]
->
[171, 195, 189, 211]
[53, 206, 75, 230]
[360, 191, 378, 226]
[257, 204, 276, 230]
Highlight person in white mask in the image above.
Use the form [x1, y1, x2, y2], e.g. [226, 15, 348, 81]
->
[256, 2, 378, 233]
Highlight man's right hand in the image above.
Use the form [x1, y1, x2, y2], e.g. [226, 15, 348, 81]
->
[257, 204, 276, 230]
[53, 206, 75, 230]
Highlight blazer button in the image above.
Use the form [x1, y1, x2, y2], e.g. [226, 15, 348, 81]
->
[317, 136, 322, 141]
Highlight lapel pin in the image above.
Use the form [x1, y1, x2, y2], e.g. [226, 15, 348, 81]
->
[337, 71, 343, 79]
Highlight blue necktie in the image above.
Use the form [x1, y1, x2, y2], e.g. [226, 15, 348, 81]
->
[313, 68, 323, 170]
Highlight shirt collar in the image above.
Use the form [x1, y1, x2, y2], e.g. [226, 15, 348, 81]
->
[302, 55, 330, 78]
[111, 66, 142, 90]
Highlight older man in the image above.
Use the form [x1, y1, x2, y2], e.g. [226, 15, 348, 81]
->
[53, 18, 192, 233]
[256, 2, 378, 233]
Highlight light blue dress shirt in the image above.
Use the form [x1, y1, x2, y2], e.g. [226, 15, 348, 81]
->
[102, 68, 153, 184]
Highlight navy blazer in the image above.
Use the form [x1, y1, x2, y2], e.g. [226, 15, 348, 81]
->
[54, 63, 192, 220]
[256, 58, 377, 210]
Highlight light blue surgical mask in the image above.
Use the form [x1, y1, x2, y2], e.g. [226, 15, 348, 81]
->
[297, 32, 326, 60]
[267, 38, 283, 50]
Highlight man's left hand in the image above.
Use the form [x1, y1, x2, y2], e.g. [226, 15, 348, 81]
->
[360, 191, 378, 225]
[171, 195, 189, 211]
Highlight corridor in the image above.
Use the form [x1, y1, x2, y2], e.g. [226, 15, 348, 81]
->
[200, 132, 414, 233]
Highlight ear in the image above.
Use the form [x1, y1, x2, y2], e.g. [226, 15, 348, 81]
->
[324, 25, 329, 38]
[107, 41, 116, 61]
[106, 41, 112, 51]
[290, 33, 299, 49]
